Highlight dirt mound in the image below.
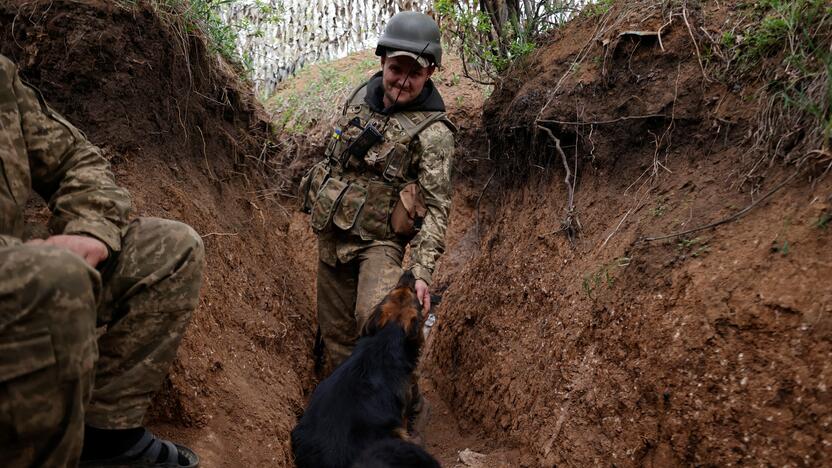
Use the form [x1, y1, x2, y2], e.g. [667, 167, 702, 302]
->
[1, 1, 315, 465]
[428, 2, 831, 466]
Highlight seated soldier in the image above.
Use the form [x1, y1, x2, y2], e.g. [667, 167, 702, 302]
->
[0, 54, 203, 467]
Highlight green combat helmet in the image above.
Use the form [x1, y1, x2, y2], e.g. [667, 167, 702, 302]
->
[375, 11, 443, 67]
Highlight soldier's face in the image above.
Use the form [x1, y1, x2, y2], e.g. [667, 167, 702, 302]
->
[380, 55, 435, 108]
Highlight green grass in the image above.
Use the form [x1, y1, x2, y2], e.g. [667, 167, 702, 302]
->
[585, 0, 614, 18]
[115, 0, 283, 76]
[267, 53, 378, 133]
[728, 0, 831, 148]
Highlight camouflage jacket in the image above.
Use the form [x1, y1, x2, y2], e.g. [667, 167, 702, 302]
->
[301, 74, 455, 285]
[0, 54, 131, 250]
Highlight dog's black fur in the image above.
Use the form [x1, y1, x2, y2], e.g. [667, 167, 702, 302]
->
[351, 439, 440, 468]
[291, 271, 430, 468]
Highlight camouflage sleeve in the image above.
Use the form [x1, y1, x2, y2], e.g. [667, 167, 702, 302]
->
[12, 62, 131, 251]
[0, 235, 22, 247]
[408, 121, 454, 285]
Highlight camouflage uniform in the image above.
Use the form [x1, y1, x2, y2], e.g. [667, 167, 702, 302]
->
[300, 76, 455, 368]
[0, 54, 204, 467]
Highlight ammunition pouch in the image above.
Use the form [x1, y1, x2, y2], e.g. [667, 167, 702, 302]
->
[299, 160, 330, 214]
[332, 183, 367, 231]
[308, 177, 400, 240]
[310, 178, 348, 232]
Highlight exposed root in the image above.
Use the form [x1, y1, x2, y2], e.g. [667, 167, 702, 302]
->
[641, 169, 801, 242]
[538, 125, 581, 244]
[475, 170, 496, 241]
[537, 113, 668, 126]
[681, 2, 710, 83]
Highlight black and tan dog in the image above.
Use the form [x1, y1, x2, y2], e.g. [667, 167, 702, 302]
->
[291, 271, 438, 468]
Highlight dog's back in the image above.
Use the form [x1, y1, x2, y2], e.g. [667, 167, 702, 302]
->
[291, 325, 414, 468]
[351, 438, 441, 468]
[292, 271, 428, 468]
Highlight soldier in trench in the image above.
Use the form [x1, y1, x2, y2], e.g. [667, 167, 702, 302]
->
[0, 53, 204, 467]
[299, 11, 456, 441]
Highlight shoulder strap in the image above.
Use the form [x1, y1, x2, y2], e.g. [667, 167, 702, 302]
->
[396, 111, 457, 143]
[342, 82, 369, 115]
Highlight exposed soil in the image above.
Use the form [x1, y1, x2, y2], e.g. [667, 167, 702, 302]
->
[428, 1, 832, 466]
[4, 0, 830, 467]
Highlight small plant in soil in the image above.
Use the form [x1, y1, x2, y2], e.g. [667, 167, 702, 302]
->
[772, 240, 791, 256]
[815, 212, 831, 229]
[582, 256, 630, 299]
[652, 198, 669, 218]
[677, 237, 710, 258]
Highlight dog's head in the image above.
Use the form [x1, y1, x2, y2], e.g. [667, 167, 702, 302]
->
[362, 270, 424, 343]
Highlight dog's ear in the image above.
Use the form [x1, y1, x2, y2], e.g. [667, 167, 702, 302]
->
[396, 270, 417, 290]
[361, 305, 383, 337]
[407, 307, 425, 342]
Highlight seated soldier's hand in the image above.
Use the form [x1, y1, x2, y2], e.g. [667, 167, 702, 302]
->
[26, 234, 109, 268]
[415, 279, 431, 314]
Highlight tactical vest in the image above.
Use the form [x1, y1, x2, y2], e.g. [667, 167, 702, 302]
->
[300, 82, 455, 242]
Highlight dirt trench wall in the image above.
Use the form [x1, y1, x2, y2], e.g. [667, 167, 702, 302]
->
[1, 1, 315, 465]
[428, 3, 831, 466]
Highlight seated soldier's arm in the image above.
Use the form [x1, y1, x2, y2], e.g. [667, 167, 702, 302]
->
[12, 61, 132, 255]
[408, 121, 454, 307]
[0, 234, 22, 247]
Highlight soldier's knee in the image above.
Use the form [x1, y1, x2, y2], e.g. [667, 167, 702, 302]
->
[139, 217, 204, 261]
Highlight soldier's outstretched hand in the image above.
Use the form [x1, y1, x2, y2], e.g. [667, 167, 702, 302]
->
[415, 279, 431, 314]
[26, 234, 109, 268]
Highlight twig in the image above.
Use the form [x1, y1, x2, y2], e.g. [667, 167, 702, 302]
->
[601, 207, 633, 249]
[202, 231, 239, 238]
[196, 126, 216, 181]
[682, 3, 710, 83]
[641, 170, 800, 242]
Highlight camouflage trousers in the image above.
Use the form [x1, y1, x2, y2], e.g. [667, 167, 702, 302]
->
[317, 244, 404, 370]
[0, 217, 204, 468]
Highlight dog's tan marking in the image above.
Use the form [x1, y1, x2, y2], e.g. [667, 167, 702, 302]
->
[375, 287, 420, 334]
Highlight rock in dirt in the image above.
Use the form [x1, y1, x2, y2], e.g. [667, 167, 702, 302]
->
[456, 448, 488, 467]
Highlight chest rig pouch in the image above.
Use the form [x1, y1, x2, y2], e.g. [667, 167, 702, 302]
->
[307, 82, 455, 240]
